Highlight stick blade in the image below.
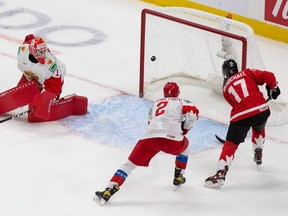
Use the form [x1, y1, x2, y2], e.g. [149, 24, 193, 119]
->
[215, 135, 225, 144]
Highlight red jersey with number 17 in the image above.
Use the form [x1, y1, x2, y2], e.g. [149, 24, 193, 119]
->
[222, 68, 277, 122]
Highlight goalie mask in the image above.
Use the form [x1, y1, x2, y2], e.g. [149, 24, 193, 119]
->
[222, 59, 239, 79]
[29, 36, 47, 64]
[163, 82, 180, 97]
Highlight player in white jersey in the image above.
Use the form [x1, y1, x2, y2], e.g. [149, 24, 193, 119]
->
[0, 34, 88, 122]
[93, 82, 199, 205]
[17, 34, 66, 92]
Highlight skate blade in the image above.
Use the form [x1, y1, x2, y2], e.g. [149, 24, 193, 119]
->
[93, 195, 106, 206]
[204, 180, 224, 188]
[173, 185, 182, 191]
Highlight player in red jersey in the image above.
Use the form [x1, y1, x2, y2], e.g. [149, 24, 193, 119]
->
[205, 59, 281, 187]
[94, 82, 199, 205]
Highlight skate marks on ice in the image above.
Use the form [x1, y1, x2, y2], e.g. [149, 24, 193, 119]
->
[60, 94, 227, 152]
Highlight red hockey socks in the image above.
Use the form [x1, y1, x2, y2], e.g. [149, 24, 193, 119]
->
[217, 141, 238, 170]
[252, 128, 265, 150]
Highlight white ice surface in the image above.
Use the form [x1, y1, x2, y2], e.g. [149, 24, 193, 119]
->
[0, 1, 288, 216]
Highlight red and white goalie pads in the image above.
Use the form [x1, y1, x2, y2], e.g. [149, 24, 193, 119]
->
[28, 94, 88, 122]
[0, 80, 41, 115]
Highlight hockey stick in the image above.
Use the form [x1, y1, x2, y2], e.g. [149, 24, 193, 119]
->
[215, 134, 225, 144]
[0, 93, 76, 124]
[0, 109, 31, 123]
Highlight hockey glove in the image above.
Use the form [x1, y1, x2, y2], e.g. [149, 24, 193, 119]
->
[266, 85, 281, 100]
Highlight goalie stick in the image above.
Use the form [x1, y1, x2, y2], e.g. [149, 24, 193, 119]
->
[0, 109, 31, 123]
[0, 93, 76, 124]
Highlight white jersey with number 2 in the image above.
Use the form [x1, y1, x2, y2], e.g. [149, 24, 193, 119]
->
[142, 97, 198, 141]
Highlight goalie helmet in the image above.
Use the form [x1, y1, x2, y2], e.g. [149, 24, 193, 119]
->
[163, 82, 180, 97]
[222, 59, 239, 79]
[29, 36, 47, 64]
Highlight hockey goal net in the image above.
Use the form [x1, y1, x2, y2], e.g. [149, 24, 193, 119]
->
[139, 7, 288, 126]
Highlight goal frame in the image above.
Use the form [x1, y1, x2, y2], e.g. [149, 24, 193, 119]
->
[139, 8, 248, 98]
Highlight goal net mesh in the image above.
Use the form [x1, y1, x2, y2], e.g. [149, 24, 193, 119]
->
[139, 7, 288, 126]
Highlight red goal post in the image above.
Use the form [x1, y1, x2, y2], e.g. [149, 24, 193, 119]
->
[139, 8, 252, 98]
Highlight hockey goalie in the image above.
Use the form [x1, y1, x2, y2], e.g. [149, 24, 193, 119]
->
[0, 34, 88, 122]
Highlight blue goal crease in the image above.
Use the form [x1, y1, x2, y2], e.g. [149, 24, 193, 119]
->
[60, 94, 228, 153]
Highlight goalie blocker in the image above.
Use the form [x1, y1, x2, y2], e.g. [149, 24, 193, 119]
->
[0, 80, 88, 122]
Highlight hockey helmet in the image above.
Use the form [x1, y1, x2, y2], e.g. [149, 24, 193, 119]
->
[29, 36, 47, 64]
[163, 82, 180, 97]
[222, 59, 239, 79]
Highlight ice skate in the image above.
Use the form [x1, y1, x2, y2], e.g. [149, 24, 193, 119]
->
[205, 166, 228, 188]
[93, 185, 119, 205]
[173, 167, 186, 189]
[173, 167, 186, 186]
[253, 148, 262, 165]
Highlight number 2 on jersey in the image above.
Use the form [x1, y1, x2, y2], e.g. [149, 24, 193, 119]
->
[155, 101, 168, 116]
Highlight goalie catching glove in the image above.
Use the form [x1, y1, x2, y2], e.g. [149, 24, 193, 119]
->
[266, 84, 281, 100]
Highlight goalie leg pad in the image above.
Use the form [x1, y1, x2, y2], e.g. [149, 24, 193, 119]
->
[28, 95, 88, 122]
[73, 95, 88, 115]
[28, 91, 57, 121]
[0, 80, 40, 114]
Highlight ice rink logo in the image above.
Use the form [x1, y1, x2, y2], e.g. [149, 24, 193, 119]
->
[36, 25, 107, 47]
[0, 6, 107, 47]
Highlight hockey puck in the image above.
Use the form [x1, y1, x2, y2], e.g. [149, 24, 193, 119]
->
[151, 56, 156, 61]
